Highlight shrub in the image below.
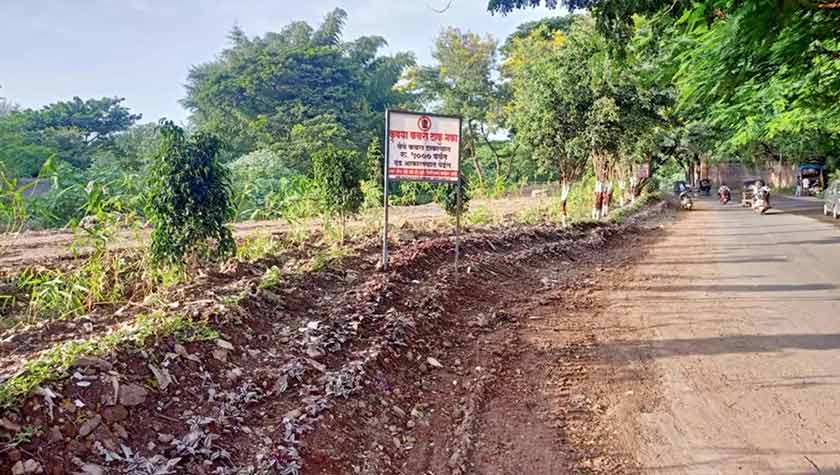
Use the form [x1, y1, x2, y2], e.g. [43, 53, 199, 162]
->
[312, 144, 364, 242]
[433, 174, 471, 218]
[146, 120, 235, 265]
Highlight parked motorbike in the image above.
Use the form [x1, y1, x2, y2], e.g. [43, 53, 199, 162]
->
[680, 190, 693, 210]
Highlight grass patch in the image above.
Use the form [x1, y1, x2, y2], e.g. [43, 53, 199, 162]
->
[465, 205, 495, 226]
[237, 233, 285, 262]
[0, 311, 217, 410]
[303, 245, 356, 273]
[17, 251, 139, 321]
[609, 193, 662, 224]
[259, 266, 284, 289]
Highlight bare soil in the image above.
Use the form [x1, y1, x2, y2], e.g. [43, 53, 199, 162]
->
[0, 200, 670, 475]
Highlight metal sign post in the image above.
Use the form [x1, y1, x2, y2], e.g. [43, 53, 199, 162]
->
[382, 110, 391, 272]
[381, 110, 462, 273]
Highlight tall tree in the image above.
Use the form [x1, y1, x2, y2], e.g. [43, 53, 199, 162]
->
[403, 27, 509, 189]
[182, 9, 415, 161]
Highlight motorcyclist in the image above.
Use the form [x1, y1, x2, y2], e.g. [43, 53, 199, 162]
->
[718, 183, 731, 203]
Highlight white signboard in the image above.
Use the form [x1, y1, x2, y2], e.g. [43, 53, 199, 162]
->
[387, 111, 461, 183]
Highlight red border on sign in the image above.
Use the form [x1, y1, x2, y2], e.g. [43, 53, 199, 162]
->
[389, 167, 457, 179]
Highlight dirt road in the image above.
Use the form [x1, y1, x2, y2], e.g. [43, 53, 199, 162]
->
[0, 196, 548, 269]
[609, 196, 840, 474]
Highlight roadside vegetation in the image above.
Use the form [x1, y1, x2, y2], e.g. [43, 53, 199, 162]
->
[0, 1, 837, 471]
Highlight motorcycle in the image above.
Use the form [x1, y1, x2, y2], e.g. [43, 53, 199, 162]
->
[680, 190, 693, 210]
[753, 188, 770, 214]
[719, 188, 731, 205]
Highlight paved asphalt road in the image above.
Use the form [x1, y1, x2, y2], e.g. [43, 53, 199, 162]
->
[609, 193, 840, 474]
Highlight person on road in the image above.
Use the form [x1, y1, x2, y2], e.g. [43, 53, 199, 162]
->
[753, 180, 771, 208]
[718, 183, 731, 204]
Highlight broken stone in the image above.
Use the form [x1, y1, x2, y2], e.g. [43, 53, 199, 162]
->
[7, 448, 21, 463]
[11, 461, 24, 475]
[0, 417, 21, 433]
[72, 357, 113, 372]
[47, 426, 63, 443]
[215, 339, 234, 351]
[118, 384, 148, 407]
[112, 423, 128, 439]
[78, 415, 101, 438]
[102, 405, 128, 423]
[212, 349, 228, 362]
[157, 433, 174, 443]
[174, 344, 201, 363]
[148, 364, 173, 391]
[20, 459, 43, 474]
[80, 464, 105, 475]
[426, 357, 443, 369]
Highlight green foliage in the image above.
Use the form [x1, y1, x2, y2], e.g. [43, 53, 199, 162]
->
[312, 144, 365, 239]
[237, 234, 285, 262]
[146, 120, 235, 265]
[433, 174, 471, 217]
[466, 204, 494, 226]
[363, 138, 384, 208]
[182, 9, 415, 159]
[259, 266, 284, 289]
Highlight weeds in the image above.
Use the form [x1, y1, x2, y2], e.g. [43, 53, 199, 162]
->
[237, 234, 285, 262]
[465, 205, 495, 226]
[0, 311, 216, 410]
[303, 245, 355, 273]
[259, 266, 284, 289]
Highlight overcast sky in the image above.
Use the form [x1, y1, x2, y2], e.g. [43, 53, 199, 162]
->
[0, 1, 554, 123]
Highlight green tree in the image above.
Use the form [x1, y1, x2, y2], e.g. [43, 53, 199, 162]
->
[505, 22, 589, 225]
[312, 144, 365, 243]
[34, 97, 141, 169]
[146, 120, 235, 265]
[403, 28, 509, 190]
[362, 138, 384, 208]
[182, 9, 415, 161]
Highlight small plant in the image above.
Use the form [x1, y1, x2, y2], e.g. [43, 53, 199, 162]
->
[466, 205, 494, 226]
[433, 174, 471, 218]
[5, 425, 35, 448]
[517, 206, 547, 225]
[361, 138, 384, 208]
[259, 266, 283, 289]
[302, 246, 355, 273]
[312, 144, 365, 243]
[237, 234, 284, 262]
[146, 120, 235, 266]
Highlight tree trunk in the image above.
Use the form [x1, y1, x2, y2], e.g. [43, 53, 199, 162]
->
[560, 181, 571, 227]
[592, 180, 604, 220]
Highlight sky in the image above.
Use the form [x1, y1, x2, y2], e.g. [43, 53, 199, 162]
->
[0, 0, 554, 124]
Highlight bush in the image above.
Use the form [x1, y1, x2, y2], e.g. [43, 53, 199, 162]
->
[433, 174, 471, 218]
[312, 144, 365, 242]
[146, 120, 235, 265]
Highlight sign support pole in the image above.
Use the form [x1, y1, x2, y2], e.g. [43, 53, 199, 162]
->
[382, 110, 390, 272]
[454, 116, 463, 277]
[455, 176, 461, 277]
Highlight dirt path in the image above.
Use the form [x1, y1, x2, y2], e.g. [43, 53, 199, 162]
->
[606, 197, 840, 474]
[0, 197, 549, 269]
